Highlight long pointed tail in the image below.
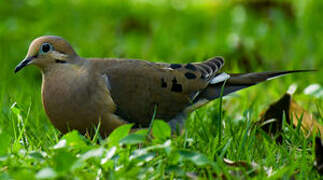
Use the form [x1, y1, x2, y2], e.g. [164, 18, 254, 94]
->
[194, 70, 316, 102]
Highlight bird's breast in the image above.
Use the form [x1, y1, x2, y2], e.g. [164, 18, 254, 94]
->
[41, 69, 112, 133]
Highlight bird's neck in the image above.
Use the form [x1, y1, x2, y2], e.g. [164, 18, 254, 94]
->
[41, 64, 89, 92]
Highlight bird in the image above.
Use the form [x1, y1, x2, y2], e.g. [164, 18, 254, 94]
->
[15, 35, 313, 136]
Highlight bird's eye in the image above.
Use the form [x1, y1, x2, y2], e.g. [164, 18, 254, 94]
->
[39, 43, 52, 54]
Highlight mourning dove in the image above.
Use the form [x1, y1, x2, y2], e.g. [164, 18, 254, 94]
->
[15, 36, 313, 136]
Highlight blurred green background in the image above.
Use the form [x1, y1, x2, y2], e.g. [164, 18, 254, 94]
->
[0, 0, 322, 145]
[0, 0, 323, 178]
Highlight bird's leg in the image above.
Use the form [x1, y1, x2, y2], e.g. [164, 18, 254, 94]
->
[168, 113, 187, 135]
[100, 114, 128, 137]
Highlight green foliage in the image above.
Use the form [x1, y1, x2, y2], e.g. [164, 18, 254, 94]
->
[152, 120, 171, 140]
[120, 134, 146, 145]
[106, 123, 133, 146]
[0, 0, 322, 179]
[178, 150, 212, 166]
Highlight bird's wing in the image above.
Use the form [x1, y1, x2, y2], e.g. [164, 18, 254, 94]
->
[97, 57, 226, 126]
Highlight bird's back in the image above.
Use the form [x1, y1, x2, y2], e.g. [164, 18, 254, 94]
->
[92, 57, 225, 127]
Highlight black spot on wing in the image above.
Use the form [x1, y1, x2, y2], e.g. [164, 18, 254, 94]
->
[55, 60, 66, 64]
[161, 78, 167, 88]
[185, 63, 197, 71]
[185, 72, 196, 79]
[171, 78, 183, 92]
[171, 84, 183, 92]
[170, 64, 182, 69]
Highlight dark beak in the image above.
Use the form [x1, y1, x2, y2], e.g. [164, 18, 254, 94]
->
[14, 56, 34, 73]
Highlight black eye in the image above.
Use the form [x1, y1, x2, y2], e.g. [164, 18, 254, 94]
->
[40, 43, 51, 53]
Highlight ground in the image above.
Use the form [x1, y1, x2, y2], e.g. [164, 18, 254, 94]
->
[0, 0, 322, 179]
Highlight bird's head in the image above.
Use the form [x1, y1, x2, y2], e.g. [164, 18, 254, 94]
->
[15, 36, 79, 73]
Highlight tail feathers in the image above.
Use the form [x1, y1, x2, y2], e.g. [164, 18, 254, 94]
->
[194, 70, 315, 102]
[227, 70, 315, 85]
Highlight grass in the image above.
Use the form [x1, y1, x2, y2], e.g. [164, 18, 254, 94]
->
[1, 0, 322, 179]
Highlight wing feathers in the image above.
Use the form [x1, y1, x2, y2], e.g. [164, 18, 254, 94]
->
[193, 57, 224, 80]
